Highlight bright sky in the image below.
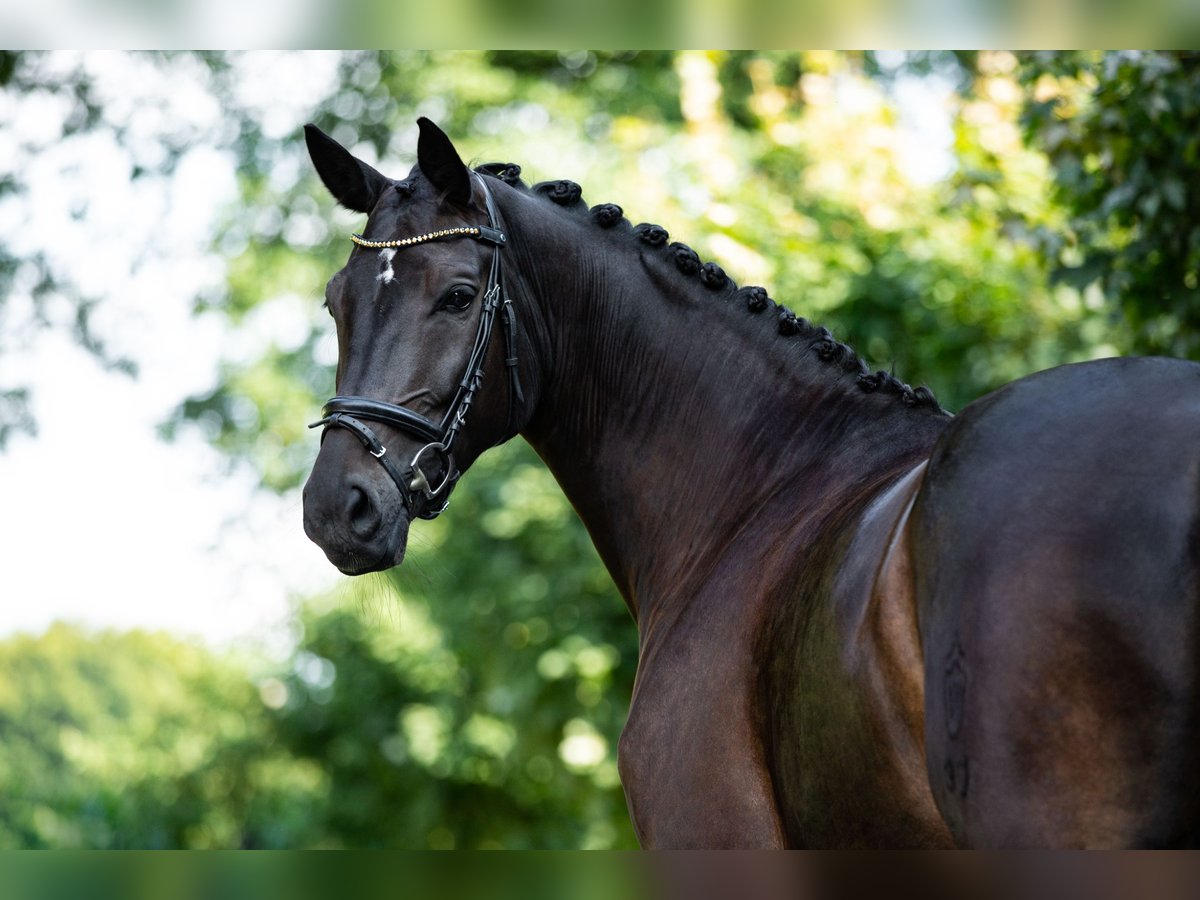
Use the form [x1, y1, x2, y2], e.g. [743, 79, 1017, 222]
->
[0, 53, 344, 650]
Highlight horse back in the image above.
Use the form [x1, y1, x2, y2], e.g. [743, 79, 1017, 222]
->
[913, 357, 1200, 847]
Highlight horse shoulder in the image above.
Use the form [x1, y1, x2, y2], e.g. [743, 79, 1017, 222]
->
[764, 459, 954, 847]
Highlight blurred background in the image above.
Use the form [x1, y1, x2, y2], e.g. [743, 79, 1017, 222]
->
[0, 50, 1198, 849]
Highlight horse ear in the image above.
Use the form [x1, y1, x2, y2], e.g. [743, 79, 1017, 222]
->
[304, 124, 390, 214]
[416, 117, 473, 207]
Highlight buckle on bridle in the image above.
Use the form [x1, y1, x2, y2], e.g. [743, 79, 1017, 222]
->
[482, 284, 502, 311]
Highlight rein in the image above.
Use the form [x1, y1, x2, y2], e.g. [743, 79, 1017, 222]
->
[309, 174, 522, 520]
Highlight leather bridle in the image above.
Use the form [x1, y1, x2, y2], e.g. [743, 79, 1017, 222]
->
[309, 174, 522, 520]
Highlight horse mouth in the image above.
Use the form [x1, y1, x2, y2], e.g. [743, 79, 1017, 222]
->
[333, 546, 404, 576]
[308, 508, 411, 576]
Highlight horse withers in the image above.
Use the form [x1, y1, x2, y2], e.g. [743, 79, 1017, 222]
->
[300, 118, 1200, 847]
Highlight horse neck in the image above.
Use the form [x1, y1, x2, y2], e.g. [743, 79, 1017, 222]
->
[502, 192, 947, 629]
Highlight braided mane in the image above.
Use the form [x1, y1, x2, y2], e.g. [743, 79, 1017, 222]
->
[474, 162, 944, 414]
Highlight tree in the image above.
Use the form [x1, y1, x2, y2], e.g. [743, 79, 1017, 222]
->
[1017, 51, 1200, 358]
[0, 624, 323, 848]
[0, 50, 336, 448]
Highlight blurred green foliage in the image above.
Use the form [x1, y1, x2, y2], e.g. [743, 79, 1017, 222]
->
[4, 51, 1200, 848]
[0, 625, 323, 848]
[1017, 51, 1200, 357]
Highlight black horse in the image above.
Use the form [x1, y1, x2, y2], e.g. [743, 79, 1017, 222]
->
[301, 118, 1200, 848]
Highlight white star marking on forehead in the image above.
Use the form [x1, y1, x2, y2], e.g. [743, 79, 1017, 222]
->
[377, 248, 396, 285]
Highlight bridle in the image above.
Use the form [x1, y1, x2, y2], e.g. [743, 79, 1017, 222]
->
[309, 174, 523, 520]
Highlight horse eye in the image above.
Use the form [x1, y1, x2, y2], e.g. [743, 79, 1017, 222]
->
[441, 286, 475, 311]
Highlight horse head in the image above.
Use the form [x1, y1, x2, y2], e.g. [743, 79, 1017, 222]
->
[302, 119, 526, 574]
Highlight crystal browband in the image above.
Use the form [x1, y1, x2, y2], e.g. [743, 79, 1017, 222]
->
[350, 224, 506, 249]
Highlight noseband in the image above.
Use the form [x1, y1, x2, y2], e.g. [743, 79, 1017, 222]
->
[309, 175, 523, 520]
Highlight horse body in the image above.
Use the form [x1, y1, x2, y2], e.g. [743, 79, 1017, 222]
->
[301, 119, 1200, 847]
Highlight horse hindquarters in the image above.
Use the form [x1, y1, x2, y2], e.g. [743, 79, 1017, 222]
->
[912, 358, 1200, 848]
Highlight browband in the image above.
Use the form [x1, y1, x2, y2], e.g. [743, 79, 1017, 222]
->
[349, 224, 507, 249]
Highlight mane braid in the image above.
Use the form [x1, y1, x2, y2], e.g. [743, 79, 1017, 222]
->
[476, 165, 945, 415]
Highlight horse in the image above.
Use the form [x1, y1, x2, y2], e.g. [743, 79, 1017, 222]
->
[300, 117, 1200, 848]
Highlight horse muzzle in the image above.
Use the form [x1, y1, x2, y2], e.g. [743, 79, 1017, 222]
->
[302, 442, 413, 574]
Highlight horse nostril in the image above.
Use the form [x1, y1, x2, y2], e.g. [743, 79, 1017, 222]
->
[346, 485, 381, 539]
